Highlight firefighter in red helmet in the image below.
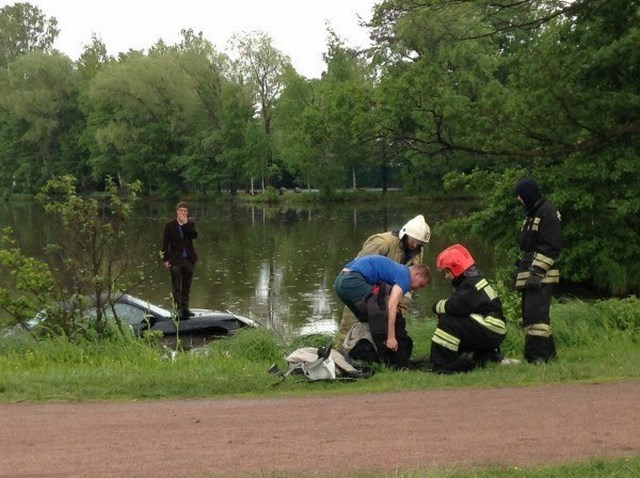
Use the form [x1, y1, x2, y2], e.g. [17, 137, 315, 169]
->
[428, 244, 507, 373]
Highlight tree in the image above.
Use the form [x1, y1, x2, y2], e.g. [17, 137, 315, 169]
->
[0, 51, 80, 193]
[81, 50, 215, 195]
[271, 71, 319, 189]
[318, 30, 378, 190]
[0, 2, 59, 68]
[228, 31, 292, 189]
[370, 0, 640, 293]
[211, 80, 256, 195]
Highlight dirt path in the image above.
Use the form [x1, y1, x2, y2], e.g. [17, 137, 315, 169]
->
[2, 380, 639, 478]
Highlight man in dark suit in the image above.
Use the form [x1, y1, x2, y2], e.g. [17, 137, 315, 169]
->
[162, 201, 198, 320]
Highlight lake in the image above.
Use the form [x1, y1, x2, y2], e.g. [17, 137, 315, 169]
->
[1, 197, 504, 337]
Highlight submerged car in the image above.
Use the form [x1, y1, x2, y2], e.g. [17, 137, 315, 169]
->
[19, 293, 257, 346]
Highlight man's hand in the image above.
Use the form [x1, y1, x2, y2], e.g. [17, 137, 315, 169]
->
[176, 207, 189, 225]
[163, 260, 171, 269]
[385, 337, 398, 352]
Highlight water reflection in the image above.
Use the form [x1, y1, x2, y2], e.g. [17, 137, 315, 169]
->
[1, 199, 499, 337]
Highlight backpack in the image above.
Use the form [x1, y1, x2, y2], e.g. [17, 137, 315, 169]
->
[269, 343, 373, 382]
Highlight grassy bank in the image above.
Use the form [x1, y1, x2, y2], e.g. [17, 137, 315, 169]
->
[0, 297, 638, 403]
[342, 457, 640, 478]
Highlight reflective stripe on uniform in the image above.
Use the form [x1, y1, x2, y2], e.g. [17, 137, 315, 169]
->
[532, 217, 541, 231]
[516, 269, 560, 287]
[542, 269, 559, 283]
[524, 323, 552, 337]
[532, 252, 555, 271]
[432, 328, 460, 351]
[469, 313, 507, 335]
[435, 299, 447, 315]
[475, 278, 497, 300]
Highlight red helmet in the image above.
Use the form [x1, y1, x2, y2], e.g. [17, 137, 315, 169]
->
[436, 244, 475, 278]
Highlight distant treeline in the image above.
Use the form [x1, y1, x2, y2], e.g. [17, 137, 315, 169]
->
[1, 0, 639, 294]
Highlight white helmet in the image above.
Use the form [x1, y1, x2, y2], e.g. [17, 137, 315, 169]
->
[303, 356, 336, 381]
[399, 214, 431, 243]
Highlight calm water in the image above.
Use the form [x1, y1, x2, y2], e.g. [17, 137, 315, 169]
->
[2, 198, 504, 336]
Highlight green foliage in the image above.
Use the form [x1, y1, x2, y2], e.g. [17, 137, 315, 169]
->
[0, 2, 59, 68]
[0, 51, 82, 193]
[0, 175, 145, 339]
[0, 227, 56, 324]
[216, 327, 281, 363]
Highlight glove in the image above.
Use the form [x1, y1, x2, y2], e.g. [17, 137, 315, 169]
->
[525, 273, 542, 289]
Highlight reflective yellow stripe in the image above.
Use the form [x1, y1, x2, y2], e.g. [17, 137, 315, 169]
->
[435, 300, 447, 315]
[515, 271, 528, 287]
[475, 279, 488, 290]
[475, 278, 497, 300]
[533, 252, 555, 271]
[524, 323, 552, 337]
[432, 328, 460, 351]
[516, 269, 560, 286]
[532, 217, 541, 231]
[541, 269, 560, 284]
[470, 313, 507, 335]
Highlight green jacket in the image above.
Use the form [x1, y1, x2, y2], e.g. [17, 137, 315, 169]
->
[356, 231, 424, 267]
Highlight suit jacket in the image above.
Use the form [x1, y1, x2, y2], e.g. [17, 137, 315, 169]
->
[161, 219, 198, 264]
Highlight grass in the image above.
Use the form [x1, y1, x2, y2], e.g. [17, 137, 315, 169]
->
[1, 297, 639, 402]
[340, 457, 640, 477]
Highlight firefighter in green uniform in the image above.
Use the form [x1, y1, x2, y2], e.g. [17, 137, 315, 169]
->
[513, 178, 562, 363]
[335, 214, 431, 343]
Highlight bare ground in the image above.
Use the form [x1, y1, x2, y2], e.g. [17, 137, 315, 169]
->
[1, 380, 639, 478]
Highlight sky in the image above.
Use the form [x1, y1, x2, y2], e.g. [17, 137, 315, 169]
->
[20, 0, 378, 78]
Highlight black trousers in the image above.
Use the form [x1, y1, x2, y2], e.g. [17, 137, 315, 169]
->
[429, 314, 505, 373]
[169, 258, 195, 318]
[522, 285, 557, 363]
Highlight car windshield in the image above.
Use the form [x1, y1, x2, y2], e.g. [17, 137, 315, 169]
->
[124, 295, 171, 319]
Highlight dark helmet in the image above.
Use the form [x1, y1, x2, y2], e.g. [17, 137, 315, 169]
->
[515, 178, 542, 210]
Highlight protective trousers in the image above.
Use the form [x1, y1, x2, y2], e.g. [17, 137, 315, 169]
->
[430, 314, 505, 373]
[522, 285, 557, 363]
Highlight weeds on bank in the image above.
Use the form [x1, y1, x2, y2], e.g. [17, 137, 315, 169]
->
[0, 297, 639, 402]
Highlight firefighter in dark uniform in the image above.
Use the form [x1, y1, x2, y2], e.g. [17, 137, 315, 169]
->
[429, 244, 507, 374]
[513, 178, 561, 363]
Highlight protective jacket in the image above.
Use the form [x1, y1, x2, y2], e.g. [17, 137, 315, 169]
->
[356, 231, 422, 310]
[514, 198, 561, 289]
[357, 231, 423, 266]
[430, 267, 506, 373]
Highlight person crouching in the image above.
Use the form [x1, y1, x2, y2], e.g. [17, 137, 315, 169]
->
[429, 244, 507, 374]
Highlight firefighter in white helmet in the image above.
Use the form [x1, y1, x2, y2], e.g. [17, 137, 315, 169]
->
[336, 214, 431, 343]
